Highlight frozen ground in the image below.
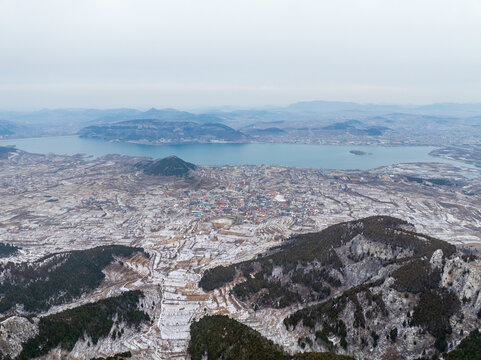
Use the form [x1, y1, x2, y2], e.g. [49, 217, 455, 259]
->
[0, 151, 480, 358]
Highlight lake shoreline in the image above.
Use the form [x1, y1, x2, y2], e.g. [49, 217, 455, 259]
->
[1, 136, 477, 174]
[1, 134, 444, 148]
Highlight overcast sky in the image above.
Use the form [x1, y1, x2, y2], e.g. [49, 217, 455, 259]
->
[1, 0, 481, 110]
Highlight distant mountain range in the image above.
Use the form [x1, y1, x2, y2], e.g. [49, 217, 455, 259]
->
[319, 120, 390, 136]
[78, 119, 248, 144]
[283, 100, 481, 117]
[0, 107, 223, 126]
[0, 120, 23, 137]
[0, 108, 226, 138]
[1, 101, 481, 144]
[2, 101, 481, 126]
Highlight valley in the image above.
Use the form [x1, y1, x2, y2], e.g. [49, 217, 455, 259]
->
[0, 150, 480, 358]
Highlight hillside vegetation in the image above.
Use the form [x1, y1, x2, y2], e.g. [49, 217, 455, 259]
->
[0, 243, 19, 258]
[198, 216, 479, 358]
[0, 245, 145, 313]
[136, 156, 196, 177]
[17, 291, 149, 360]
[189, 315, 354, 360]
[444, 329, 481, 359]
[199, 216, 455, 309]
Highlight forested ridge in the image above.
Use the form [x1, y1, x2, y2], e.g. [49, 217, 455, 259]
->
[189, 315, 354, 360]
[199, 216, 455, 309]
[0, 243, 19, 258]
[0, 245, 146, 313]
[197, 216, 475, 358]
[17, 291, 149, 360]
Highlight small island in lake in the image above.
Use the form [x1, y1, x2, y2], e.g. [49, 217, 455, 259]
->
[350, 150, 372, 156]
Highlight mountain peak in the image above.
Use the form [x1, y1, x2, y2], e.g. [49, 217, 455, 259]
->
[137, 156, 196, 177]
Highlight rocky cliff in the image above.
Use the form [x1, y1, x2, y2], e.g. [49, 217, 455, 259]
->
[199, 216, 481, 359]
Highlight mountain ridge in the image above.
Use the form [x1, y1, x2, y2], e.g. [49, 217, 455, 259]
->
[136, 156, 196, 177]
[198, 216, 479, 359]
[78, 119, 248, 144]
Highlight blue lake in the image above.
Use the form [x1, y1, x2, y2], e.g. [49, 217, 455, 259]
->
[0, 136, 473, 171]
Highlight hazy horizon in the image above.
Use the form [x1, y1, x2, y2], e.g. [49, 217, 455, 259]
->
[2, 0, 481, 110]
[2, 99, 481, 114]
